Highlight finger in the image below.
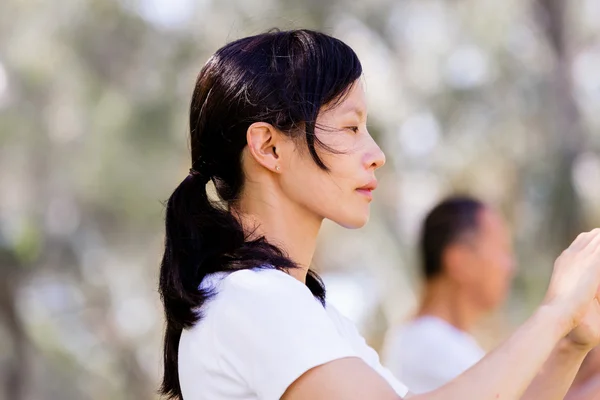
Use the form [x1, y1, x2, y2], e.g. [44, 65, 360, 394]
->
[564, 232, 587, 253]
[587, 228, 600, 253]
[574, 228, 600, 252]
[586, 234, 600, 283]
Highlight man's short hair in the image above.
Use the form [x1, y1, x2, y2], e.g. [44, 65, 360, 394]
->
[420, 196, 485, 279]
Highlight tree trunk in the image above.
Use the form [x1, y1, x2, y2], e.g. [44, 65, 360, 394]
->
[535, 0, 587, 249]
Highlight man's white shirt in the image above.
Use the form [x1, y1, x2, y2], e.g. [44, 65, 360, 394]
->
[383, 316, 485, 394]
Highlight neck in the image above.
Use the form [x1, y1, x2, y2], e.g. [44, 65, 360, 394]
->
[417, 276, 483, 332]
[235, 186, 322, 283]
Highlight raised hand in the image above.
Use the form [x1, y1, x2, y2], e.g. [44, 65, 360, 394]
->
[544, 229, 600, 340]
[567, 299, 600, 350]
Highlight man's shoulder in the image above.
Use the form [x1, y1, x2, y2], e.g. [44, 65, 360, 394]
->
[389, 316, 482, 356]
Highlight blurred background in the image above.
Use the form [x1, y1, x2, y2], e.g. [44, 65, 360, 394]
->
[1, 0, 600, 398]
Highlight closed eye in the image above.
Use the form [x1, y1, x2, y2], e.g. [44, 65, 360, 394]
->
[346, 126, 359, 133]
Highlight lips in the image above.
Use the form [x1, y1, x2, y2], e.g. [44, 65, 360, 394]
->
[357, 180, 378, 191]
[356, 179, 377, 200]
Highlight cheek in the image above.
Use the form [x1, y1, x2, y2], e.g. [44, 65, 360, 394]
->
[488, 263, 511, 299]
[473, 258, 504, 298]
[494, 252, 514, 282]
[282, 158, 345, 210]
[281, 139, 371, 225]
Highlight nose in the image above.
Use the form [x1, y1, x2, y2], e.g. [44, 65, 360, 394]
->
[365, 135, 386, 170]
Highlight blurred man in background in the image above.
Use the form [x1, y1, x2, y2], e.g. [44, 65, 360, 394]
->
[383, 196, 600, 397]
[382, 196, 515, 393]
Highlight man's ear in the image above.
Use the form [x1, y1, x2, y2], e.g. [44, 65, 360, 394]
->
[443, 243, 474, 284]
[246, 122, 287, 173]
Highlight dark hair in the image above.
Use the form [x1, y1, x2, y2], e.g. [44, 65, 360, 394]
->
[419, 196, 485, 280]
[158, 29, 362, 399]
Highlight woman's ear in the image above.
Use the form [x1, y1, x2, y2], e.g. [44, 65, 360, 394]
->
[246, 122, 289, 173]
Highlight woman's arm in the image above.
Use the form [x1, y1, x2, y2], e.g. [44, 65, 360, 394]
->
[520, 339, 589, 400]
[283, 307, 594, 400]
[282, 358, 403, 400]
[283, 229, 600, 400]
[523, 244, 600, 399]
[430, 307, 600, 400]
[283, 305, 566, 400]
[565, 374, 600, 400]
[409, 305, 567, 400]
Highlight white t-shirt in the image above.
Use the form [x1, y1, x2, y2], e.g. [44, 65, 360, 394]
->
[178, 268, 409, 399]
[382, 316, 485, 394]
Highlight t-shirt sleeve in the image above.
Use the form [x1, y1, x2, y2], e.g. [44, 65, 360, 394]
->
[212, 269, 358, 400]
[326, 305, 410, 397]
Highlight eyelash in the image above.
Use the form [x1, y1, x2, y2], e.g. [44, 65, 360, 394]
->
[346, 126, 359, 133]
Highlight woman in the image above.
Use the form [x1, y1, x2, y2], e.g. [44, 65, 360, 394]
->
[159, 29, 600, 399]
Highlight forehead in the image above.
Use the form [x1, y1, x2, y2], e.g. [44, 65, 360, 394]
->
[322, 80, 367, 117]
[477, 208, 510, 241]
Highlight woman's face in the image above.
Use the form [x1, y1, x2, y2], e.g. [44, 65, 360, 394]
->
[279, 81, 386, 229]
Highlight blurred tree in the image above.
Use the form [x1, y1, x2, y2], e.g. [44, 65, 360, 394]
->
[535, 0, 587, 247]
[0, 247, 27, 400]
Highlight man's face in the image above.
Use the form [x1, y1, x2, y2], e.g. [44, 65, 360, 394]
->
[459, 208, 516, 311]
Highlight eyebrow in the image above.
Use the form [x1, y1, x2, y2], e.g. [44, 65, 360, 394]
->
[340, 106, 366, 119]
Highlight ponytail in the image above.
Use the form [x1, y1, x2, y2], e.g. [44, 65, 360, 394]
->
[158, 171, 326, 399]
[159, 172, 212, 398]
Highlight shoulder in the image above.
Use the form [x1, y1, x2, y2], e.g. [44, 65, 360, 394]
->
[324, 303, 360, 337]
[192, 269, 362, 399]
[325, 304, 410, 397]
[185, 268, 326, 342]
[180, 267, 336, 361]
[385, 317, 484, 368]
[324, 302, 349, 325]
[203, 268, 330, 331]
[222, 267, 307, 291]
[216, 268, 319, 306]
[389, 317, 457, 346]
[383, 318, 454, 367]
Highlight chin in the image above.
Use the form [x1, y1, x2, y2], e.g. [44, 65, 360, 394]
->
[335, 213, 370, 229]
[485, 297, 504, 311]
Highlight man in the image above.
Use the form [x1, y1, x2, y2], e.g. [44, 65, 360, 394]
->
[383, 196, 600, 397]
[382, 196, 516, 393]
